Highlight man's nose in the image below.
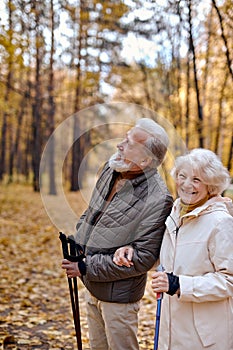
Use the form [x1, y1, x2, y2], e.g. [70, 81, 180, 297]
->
[117, 139, 125, 151]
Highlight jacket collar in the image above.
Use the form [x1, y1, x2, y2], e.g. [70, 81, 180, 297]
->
[173, 195, 233, 219]
[113, 166, 158, 186]
[166, 195, 233, 235]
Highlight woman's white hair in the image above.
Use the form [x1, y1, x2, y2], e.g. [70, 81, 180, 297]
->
[171, 148, 231, 195]
[136, 118, 169, 166]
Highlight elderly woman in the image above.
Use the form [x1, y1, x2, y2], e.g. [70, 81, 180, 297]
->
[113, 148, 233, 350]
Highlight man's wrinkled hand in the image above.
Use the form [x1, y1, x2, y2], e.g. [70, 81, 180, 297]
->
[113, 246, 134, 267]
[61, 259, 81, 278]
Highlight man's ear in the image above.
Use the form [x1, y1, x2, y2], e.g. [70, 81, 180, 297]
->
[140, 157, 152, 169]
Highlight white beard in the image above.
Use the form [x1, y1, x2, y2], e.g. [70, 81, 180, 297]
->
[109, 152, 133, 172]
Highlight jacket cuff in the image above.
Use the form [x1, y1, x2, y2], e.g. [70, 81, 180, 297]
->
[166, 272, 180, 295]
[179, 275, 193, 299]
[78, 261, 86, 275]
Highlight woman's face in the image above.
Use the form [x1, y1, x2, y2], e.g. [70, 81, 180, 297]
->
[176, 165, 209, 205]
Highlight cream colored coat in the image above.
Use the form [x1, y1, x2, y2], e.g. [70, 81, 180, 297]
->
[158, 196, 233, 350]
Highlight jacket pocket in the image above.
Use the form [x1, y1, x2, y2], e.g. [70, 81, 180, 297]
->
[193, 300, 228, 348]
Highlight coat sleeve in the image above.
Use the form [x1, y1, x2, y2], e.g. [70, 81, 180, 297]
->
[179, 215, 233, 302]
[85, 196, 173, 282]
[75, 211, 87, 231]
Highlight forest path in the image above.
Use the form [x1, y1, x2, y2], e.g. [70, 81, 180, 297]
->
[0, 184, 156, 349]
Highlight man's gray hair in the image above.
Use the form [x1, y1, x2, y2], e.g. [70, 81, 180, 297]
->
[136, 118, 169, 166]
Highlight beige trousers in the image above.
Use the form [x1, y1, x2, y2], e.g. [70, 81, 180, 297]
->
[85, 291, 140, 350]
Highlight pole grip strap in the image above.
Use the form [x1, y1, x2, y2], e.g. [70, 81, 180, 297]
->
[59, 232, 85, 262]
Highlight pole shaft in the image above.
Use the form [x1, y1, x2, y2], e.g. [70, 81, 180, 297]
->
[60, 232, 82, 350]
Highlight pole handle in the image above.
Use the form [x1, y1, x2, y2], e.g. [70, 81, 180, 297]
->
[156, 264, 165, 272]
[156, 264, 165, 300]
[59, 232, 85, 262]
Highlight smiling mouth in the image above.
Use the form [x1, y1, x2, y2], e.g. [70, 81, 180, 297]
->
[181, 189, 196, 195]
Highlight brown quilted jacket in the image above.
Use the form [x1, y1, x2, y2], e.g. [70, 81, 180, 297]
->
[75, 163, 173, 303]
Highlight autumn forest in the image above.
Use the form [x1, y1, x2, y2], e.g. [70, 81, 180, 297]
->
[0, 0, 233, 192]
[0, 0, 233, 348]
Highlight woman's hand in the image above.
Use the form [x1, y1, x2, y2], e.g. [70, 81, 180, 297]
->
[113, 246, 134, 267]
[61, 259, 81, 278]
[151, 271, 169, 293]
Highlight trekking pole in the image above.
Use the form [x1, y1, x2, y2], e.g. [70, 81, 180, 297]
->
[153, 264, 165, 350]
[68, 236, 82, 349]
[59, 232, 84, 350]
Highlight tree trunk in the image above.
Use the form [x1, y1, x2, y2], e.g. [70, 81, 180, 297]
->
[31, 2, 43, 192]
[227, 132, 233, 172]
[47, 0, 56, 195]
[8, 102, 25, 183]
[212, 0, 233, 81]
[185, 51, 190, 147]
[188, 0, 204, 148]
[214, 72, 228, 154]
[70, 0, 85, 191]
[0, 110, 8, 181]
[139, 63, 154, 110]
[0, 1, 13, 181]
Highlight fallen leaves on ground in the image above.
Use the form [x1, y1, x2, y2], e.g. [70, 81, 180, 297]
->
[0, 184, 158, 349]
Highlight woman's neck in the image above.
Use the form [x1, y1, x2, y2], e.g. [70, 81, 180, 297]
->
[180, 195, 209, 217]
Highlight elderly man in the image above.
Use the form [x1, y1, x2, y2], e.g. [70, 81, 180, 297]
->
[62, 118, 173, 350]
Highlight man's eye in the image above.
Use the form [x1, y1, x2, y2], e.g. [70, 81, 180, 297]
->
[127, 141, 133, 148]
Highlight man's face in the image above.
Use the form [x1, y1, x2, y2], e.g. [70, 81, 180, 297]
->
[109, 126, 150, 172]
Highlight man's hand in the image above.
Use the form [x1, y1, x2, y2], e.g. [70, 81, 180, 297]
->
[61, 259, 81, 278]
[113, 246, 134, 267]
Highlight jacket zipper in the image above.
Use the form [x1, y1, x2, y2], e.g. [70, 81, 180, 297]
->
[168, 214, 181, 272]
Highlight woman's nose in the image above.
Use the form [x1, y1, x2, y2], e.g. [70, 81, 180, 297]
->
[182, 178, 193, 187]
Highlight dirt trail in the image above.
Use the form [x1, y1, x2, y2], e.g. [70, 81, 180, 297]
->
[0, 185, 156, 349]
